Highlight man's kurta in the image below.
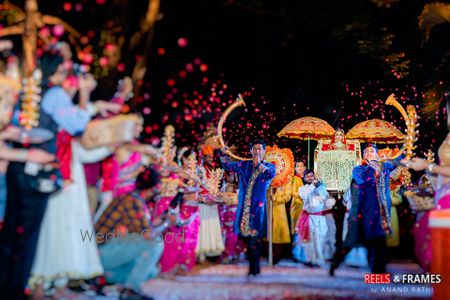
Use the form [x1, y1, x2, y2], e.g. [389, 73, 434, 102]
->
[352, 161, 395, 240]
[221, 157, 276, 239]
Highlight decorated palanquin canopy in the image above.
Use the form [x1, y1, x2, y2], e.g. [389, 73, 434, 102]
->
[265, 145, 294, 188]
[277, 116, 335, 140]
[346, 119, 405, 144]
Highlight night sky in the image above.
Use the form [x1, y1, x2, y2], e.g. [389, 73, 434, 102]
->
[4, 0, 450, 156]
[4, 0, 447, 260]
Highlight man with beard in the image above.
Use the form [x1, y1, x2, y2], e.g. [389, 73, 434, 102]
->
[297, 170, 335, 267]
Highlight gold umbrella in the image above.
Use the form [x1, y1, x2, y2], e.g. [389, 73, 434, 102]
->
[346, 118, 405, 144]
[277, 116, 335, 168]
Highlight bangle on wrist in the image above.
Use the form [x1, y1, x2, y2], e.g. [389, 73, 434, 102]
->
[86, 102, 98, 115]
[427, 163, 436, 174]
[18, 149, 28, 162]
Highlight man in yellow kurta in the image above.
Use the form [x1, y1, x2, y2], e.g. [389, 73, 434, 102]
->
[290, 161, 306, 234]
[271, 183, 292, 244]
[269, 181, 292, 264]
[290, 161, 306, 262]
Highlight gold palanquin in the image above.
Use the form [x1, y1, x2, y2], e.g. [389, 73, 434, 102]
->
[314, 139, 361, 192]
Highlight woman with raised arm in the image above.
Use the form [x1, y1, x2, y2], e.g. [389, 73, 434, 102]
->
[401, 97, 450, 272]
[159, 148, 202, 276]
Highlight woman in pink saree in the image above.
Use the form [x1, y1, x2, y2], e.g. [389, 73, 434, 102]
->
[159, 148, 201, 275]
[114, 150, 143, 197]
[219, 171, 242, 262]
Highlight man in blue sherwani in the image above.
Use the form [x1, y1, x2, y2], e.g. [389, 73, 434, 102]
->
[353, 144, 395, 273]
[220, 139, 276, 276]
[330, 144, 395, 276]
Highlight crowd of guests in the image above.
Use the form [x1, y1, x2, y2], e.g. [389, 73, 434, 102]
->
[1, 41, 449, 300]
[0, 43, 251, 299]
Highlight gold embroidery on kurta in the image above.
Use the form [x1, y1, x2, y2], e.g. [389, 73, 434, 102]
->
[240, 167, 263, 236]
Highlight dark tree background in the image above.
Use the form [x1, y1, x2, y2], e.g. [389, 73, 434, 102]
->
[3, 0, 450, 149]
[4, 0, 449, 262]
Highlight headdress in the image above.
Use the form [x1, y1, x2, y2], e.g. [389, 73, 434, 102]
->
[201, 145, 214, 156]
[330, 128, 346, 145]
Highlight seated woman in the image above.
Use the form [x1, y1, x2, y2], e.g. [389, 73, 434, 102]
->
[314, 128, 361, 193]
[314, 129, 360, 260]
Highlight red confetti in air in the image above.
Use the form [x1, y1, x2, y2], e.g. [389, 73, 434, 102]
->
[177, 38, 188, 48]
[63, 2, 72, 11]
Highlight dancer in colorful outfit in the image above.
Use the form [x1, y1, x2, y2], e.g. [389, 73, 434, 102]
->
[83, 77, 133, 214]
[386, 164, 409, 248]
[0, 57, 55, 221]
[196, 146, 225, 261]
[291, 161, 305, 262]
[159, 149, 202, 275]
[94, 139, 147, 223]
[219, 171, 242, 263]
[30, 140, 112, 297]
[0, 52, 109, 299]
[220, 139, 276, 276]
[29, 67, 122, 298]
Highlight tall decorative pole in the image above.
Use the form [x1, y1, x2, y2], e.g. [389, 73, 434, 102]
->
[268, 189, 273, 266]
[0, 0, 80, 130]
[307, 133, 311, 169]
[23, 0, 38, 75]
